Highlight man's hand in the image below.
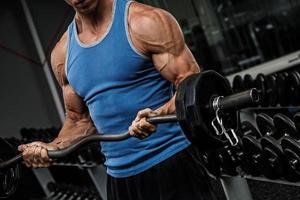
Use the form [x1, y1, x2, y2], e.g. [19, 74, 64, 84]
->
[18, 141, 62, 168]
[129, 108, 158, 139]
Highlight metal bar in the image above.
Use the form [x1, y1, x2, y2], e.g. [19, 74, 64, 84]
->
[227, 50, 300, 84]
[244, 175, 300, 187]
[220, 177, 253, 200]
[78, 156, 107, 200]
[20, 0, 65, 122]
[32, 168, 55, 196]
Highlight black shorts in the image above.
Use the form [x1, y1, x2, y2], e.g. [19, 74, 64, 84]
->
[107, 145, 217, 200]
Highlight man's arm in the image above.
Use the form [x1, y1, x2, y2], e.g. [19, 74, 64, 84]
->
[128, 3, 200, 137]
[18, 32, 96, 168]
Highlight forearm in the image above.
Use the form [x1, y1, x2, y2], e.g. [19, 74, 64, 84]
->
[50, 115, 97, 148]
[154, 94, 176, 115]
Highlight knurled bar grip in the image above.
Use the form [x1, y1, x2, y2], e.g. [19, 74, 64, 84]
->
[217, 88, 259, 111]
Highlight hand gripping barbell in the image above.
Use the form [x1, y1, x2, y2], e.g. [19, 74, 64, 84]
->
[0, 70, 259, 198]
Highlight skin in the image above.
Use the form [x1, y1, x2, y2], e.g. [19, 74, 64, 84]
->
[18, 0, 200, 168]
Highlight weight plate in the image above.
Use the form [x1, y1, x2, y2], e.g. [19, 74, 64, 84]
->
[201, 151, 221, 178]
[259, 136, 284, 179]
[240, 121, 262, 138]
[273, 113, 298, 139]
[182, 70, 232, 148]
[283, 148, 300, 182]
[255, 74, 266, 106]
[287, 71, 300, 106]
[175, 75, 195, 135]
[232, 75, 244, 93]
[0, 138, 20, 198]
[242, 135, 262, 176]
[293, 113, 300, 133]
[244, 74, 254, 90]
[281, 135, 300, 181]
[265, 75, 278, 107]
[276, 73, 288, 106]
[218, 144, 240, 176]
[256, 113, 276, 138]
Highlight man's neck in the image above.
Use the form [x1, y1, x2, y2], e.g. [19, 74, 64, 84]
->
[75, 0, 114, 34]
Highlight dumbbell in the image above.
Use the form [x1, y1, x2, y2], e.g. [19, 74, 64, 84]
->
[240, 121, 263, 176]
[217, 119, 263, 176]
[276, 72, 289, 106]
[243, 74, 254, 90]
[281, 113, 300, 181]
[286, 71, 300, 106]
[200, 151, 221, 178]
[217, 136, 248, 176]
[255, 73, 278, 107]
[254, 113, 289, 179]
[232, 75, 244, 93]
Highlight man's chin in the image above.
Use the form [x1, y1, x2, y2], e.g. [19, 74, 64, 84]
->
[75, 2, 98, 15]
[76, 7, 95, 14]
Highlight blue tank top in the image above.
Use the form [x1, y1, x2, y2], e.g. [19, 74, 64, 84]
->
[65, 0, 190, 177]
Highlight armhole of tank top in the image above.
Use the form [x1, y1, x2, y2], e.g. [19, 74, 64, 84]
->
[64, 26, 70, 77]
[124, 1, 150, 60]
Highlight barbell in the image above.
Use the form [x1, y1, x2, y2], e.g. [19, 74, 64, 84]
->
[0, 70, 259, 198]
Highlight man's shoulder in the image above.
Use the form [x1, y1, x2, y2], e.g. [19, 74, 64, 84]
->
[51, 31, 68, 66]
[128, 2, 175, 36]
[52, 31, 68, 58]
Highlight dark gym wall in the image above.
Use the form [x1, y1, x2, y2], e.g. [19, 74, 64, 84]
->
[0, 1, 74, 138]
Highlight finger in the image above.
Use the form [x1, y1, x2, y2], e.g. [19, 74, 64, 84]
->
[22, 149, 32, 168]
[139, 119, 156, 132]
[40, 148, 50, 164]
[32, 163, 39, 169]
[18, 144, 27, 152]
[129, 124, 142, 135]
[129, 124, 148, 138]
[27, 146, 39, 166]
[137, 108, 153, 119]
[33, 146, 43, 166]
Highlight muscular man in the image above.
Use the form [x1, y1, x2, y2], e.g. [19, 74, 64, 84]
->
[18, 0, 216, 199]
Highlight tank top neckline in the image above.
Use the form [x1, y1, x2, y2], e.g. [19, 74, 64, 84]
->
[73, 0, 117, 48]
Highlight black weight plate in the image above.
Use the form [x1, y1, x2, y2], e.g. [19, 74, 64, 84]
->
[0, 138, 20, 198]
[201, 151, 221, 178]
[256, 113, 276, 138]
[261, 136, 283, 157]
[276, 73, 288, 106]
[265, 75, 278, 107]
[259, 136, 284, 179]
[244, 74, 254, 90]
[283, 148, 300, 182]
[235, 138, 260, 176]
[183, 73, 224, 149]
[242, 135, 262, 175]
[293, 113, 300, 133]
[273, 113, 298, 139]
[287, 71, 300, 106]
[218, 144, 241, 176]
[232, 75, 244, 93]
[183, 70, 232, 148]
[281, 135, 300, 154]
[281, 135, 300, 181]
[240, 121, 262, 138]
[255, 74, 267, 106]
[175, 75, 194, 135]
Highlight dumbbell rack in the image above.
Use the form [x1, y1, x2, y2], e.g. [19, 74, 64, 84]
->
[31, 156, 107, 200]
[221, 107, 300, 200]
[18, 128, 107, 200]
